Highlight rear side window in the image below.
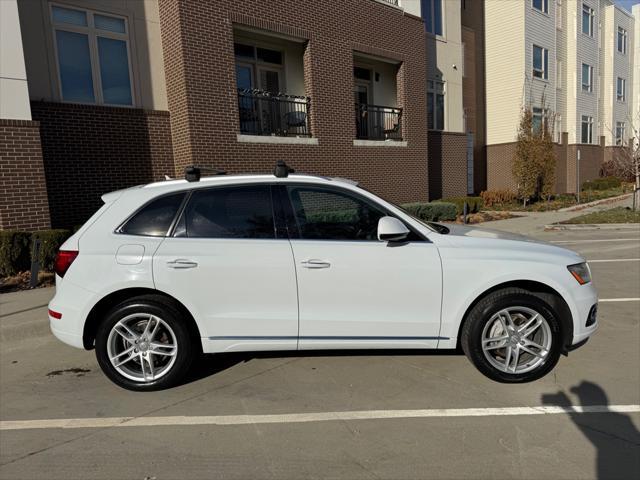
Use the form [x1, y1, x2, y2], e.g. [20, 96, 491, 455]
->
[120, 193, 185, 237]
[178, 185, 275, 238]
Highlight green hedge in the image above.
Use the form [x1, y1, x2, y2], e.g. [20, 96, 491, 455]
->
[582, 176, 622, 191]
[0, 229, 71, 277]
[31, 230, 71, 272]
[0, 231, 32, 276]
[401, 202, 457, 222]
[436, 196, 483, 215]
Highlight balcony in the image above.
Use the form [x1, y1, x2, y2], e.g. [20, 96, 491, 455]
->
[237, 89, 311, 137]
[355, 104, 403, 141]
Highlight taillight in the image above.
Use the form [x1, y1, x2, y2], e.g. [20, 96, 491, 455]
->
[54, 250, 79, 277]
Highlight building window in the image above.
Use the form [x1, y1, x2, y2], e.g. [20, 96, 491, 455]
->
[617, 77, 626, 102]
[51, 5, 133, 105]
[581, 115, 593, 144]
[532, 107, 544, 133]
[582, 4, 594, 37]
[427, 80, 445, 130]
[615, 122, 626, 145]
[422, 0, 443, 36]
[581, 63, 593, 92]
[532, 0, 548, 14]
[617, 27, 627, 54]
[532, 45, 548, 80]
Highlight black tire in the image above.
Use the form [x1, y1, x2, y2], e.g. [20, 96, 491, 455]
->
[95, 295, 195, 391]
[461, 287, 562, 383]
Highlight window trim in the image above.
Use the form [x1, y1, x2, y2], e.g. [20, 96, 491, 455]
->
[233, 40, 287, 92]
[616, 77, 626, 102]
[427, 79, 446, 130]
[581, 63, 593, 93]
[49, 3, 135, 107]
[581, 3, 594, 38]
[615, 121, 626, 146]
[581, 115, 593, 144]
[617, 26, 627, 55]
[423, 0, 445, 38]
[532, 44, 548, 81]
[532, 0, 549, 14]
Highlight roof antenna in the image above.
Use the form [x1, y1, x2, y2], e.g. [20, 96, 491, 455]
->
[274, 160, 295, 178]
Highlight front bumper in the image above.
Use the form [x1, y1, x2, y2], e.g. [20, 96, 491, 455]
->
[566, 281, 598, 348]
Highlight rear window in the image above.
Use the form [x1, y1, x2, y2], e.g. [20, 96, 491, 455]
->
[120, 192, 185, 237]
[176, 185, 275, 238]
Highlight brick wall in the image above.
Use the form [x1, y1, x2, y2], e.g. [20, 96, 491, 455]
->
[486, 142, 518, 191]
[158, 0, 430, 204]
[0, 119, 51, 231]
[566, 143, 604, 193]
[31, 102, 173, 229]
[428, 131, 468, 199]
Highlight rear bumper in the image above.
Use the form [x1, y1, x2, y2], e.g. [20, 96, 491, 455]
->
[48, 279, 97, 350]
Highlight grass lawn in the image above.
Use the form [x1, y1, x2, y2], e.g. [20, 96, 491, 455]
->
[484, 187, 629, 212]
[561, 207, 640, 224]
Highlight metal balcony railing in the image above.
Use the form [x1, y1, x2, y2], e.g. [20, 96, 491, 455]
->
[377, 0, 400, 6]
[237, 89, 311, 137]
[355, 103, 403, 141]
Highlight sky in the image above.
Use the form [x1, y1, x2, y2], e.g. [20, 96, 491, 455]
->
[615, 0, 639, 13]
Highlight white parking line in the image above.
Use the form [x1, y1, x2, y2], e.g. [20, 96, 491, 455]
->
[599, 298, 640, 302]
[552, 239, 640, 244]
[2, 405, 639, 431]
[588, 258, 640, 263]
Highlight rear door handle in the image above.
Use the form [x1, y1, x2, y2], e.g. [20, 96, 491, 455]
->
[167, 259, 198, 269]
[301, 259, 331, 269]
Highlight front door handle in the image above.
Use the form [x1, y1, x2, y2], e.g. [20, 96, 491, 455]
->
[301, 259, 331, 269]
[167, 259, 198, 269]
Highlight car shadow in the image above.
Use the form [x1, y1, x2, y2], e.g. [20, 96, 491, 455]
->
[541, 381, 640, 479]
[181, 348, 464, 386]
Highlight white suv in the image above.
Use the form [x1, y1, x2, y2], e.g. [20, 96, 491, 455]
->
[49, 164, 598, 391]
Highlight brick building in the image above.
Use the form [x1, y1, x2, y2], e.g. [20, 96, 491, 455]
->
[2, 0, 468, 231]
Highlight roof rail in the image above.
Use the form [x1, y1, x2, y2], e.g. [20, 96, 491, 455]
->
[184, 165, 227, 182]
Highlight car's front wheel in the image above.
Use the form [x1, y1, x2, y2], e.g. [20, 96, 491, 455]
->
[461, 288, 562, 383]
[95, 296, 195, 391]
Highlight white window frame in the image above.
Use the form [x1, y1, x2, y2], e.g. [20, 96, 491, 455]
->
[616, 77, 626, 102]
[234, 40, 287, 92]
[423, 0, 445, 37]
[427, 79, 445, 131]
[581, 115, 593, 144]
[532, 0, 549, 14]
[532, 107, 545, 133]
[615, 121, 626, 146]
[49, 3, 135, 107]
[582, 4, 594, 37]
[617, 27, 627, 55]
[581, 63, 593, 93]
[532, 45, 548, 80]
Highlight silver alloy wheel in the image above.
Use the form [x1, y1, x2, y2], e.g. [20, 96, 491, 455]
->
[106, 313, 178, 383]
[481, 306, 552, 374]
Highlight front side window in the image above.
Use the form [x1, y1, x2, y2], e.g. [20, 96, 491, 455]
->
[582, 4, 594, 37]
[178, 185, 275, 239]
[120, 193, 185, 237]
[617, 77, 626, 102]
[617, 27, 627, 54]
[532, 0, 548, 14]
[581, 63, 593, 92]
[533, 45, 548, 80]
[581, 115, 593, 144]
[51, 5, 133, 105]
[427, 80, 445, 130]
[615, 122, 626, 145]
[422, 0, 443, 36]
[286, 186, 387, 241]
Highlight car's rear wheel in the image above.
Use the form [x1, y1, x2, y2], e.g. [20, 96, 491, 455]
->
[95, 296, 194, 391]
[461, 288, 562, 383]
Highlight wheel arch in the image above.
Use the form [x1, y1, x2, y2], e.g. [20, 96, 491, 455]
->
[456, 280, 574, 352]
[82, 287, 202, 351]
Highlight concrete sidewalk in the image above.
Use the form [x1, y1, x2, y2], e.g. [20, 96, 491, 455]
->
[0, 288, 54, 343]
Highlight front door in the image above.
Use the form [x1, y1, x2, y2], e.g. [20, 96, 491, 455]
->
[280, 184, 443, 350]
[153, 184, 298, 353]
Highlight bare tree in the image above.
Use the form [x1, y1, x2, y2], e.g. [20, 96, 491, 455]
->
[603, 110, 640, 210]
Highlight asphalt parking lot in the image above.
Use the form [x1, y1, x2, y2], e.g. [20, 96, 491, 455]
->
[1, 226, 639, 479]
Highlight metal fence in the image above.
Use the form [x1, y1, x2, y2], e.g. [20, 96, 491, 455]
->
[355, 103, 403, 141]
[237, 89, 311, 137]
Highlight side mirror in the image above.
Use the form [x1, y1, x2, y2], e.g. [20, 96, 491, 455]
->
[377, 216, 410, 242]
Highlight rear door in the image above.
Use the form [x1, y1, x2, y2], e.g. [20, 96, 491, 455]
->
[153, 184, 298, 353]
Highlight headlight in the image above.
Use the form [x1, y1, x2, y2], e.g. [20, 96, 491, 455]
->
[567, 262, 591, 285]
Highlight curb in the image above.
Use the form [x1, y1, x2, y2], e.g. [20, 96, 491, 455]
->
[558, 193, 632, 212]
[545, 223, 640, 231]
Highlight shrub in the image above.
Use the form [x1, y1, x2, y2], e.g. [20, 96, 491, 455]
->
[31, 230, 71, 272]
[0, 231, 31, 277]
[437, 196, 483, 215]
[480, 189, 517, 207]
[582, 176, 622, 191]
[401, 202, 457, 222]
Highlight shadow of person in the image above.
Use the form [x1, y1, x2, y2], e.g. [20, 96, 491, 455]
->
[542, 381, 640, 479]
